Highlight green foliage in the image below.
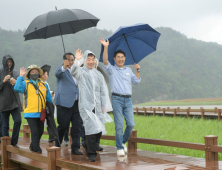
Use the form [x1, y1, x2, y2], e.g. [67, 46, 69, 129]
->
[1, 27, 222, 104]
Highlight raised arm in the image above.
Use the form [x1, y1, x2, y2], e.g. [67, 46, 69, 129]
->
[14, 67, 27, 93]
[100, 38, 109, 65]
[70, 49, 84, 80]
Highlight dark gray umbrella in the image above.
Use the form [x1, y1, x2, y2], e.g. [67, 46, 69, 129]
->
[24, 7, 100, 53]
[45, 101, 60, 146]
[97, 63, 109, 84]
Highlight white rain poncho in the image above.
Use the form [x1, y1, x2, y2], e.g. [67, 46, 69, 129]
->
[70, 50, 107, 135]
[95, 59, 113, 123]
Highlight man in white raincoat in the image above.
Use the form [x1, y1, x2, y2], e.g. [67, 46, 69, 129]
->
[70, 50, 106, 162]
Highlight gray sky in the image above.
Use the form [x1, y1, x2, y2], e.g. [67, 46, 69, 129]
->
[1, 0, 222, 44]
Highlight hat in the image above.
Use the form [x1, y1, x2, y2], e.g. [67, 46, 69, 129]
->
[26, 64, 43, 79]
[41, 64, 51, 76]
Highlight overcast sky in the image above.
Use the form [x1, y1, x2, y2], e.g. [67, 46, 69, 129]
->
[1, 0, 222, 44]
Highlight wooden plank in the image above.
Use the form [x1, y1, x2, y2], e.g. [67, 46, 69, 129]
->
[100, 135, 115, 140]
[6, 145, 48, 164]
[56, 159, 104, 170]
[131, 137, 206, 151]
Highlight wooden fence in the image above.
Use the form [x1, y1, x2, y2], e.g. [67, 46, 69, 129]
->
[133, 106, 222, 120]
[1, 124, 222, 169]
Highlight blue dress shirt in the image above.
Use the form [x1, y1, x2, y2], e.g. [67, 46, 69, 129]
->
[105, 62, 141, 95]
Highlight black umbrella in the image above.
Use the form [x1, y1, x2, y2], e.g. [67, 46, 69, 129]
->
[45, 101, 60, 146]
[24, 7, 100, 54]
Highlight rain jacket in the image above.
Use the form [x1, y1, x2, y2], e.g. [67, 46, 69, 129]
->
[0, 55, 21, 112]
[14, 77, 52, 118]
[71, 50, 107, 135]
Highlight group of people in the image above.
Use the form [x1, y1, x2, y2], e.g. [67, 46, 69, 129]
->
[0, 38, 141, 162]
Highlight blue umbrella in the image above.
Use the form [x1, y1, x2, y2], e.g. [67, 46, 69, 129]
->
[99, 23, 161, 67]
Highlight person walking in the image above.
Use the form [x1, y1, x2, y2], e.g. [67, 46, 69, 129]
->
[40, 64, 55, 143]
[100, 39, 141, 156]
[0, 55, 22, 147]
[71, 50, 107, 162]
[54, 52, 82, 155]
[14, 65, 52, 153]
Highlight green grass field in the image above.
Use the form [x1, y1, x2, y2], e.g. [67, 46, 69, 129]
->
[8, 113, 222, 160]
[138, 97, 222, 106]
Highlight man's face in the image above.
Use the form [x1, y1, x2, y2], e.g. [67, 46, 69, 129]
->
[30, 69, 39, 75]
[41, 71, 48, 81]
[86, 55, 95, 69]
[114, 53, 126, 68]
[94, 60, 97, 68]
[7, 59, 13, 69]
[65, 55, 75, 69]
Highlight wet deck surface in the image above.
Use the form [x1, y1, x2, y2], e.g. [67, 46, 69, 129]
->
[1, 138, 222, 170]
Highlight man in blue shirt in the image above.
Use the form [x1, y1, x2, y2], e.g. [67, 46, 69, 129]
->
[100, 38, 141, 156]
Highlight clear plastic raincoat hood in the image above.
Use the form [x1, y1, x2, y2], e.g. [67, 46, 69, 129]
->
[71, 50, 107, 135]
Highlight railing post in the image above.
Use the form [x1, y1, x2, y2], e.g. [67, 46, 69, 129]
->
[1, 136, 11, 170]
[153, 108, 156, 116]
[218, 109, 221, 121]
[46, 146, 61, 170]
[23, 124, 30, 143]
[186, 108, 190, 118]
[143, 107, 147, 116]
[158, 107, 161, 111]
[163, 108, 165, 117]
[174, 108, 177, 117]
[204, 135, 218, 169]
[177, 107, 180, 113]
[201, 108, 205, 120]
[136, 107, 139, 116]
[214, 107, 218, 114]
[128, 130, 137, 154]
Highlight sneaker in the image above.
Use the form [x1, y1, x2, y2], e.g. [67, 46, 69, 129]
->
[122, 143, 127, 153]
[117, 149, 125, 156]
[63, 141, 69, 146]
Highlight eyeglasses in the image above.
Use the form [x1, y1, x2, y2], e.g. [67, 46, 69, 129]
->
[116, 56, 125, 59]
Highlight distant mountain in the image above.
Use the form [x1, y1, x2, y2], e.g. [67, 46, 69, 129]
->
[0, 27, 222, 104]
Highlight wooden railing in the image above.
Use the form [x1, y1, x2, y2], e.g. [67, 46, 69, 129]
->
[1, 124, 222, 169]
[133, 106, 222, 120]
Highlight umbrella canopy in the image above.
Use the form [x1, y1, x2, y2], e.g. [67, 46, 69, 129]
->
[97, 63, 109, 84]
[24, 8, 99, 40]
[99, 23, 161, 65]
[24, 8, 100, 53]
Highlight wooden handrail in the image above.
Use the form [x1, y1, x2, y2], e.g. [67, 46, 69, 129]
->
[2, 124, 221, 169]
[6, 145, 48, 164]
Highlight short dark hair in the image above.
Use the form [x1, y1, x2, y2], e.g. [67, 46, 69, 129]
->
[87, 53, 95, 58]
[114, 50, 125, 58]
[63, 52, 75, 60]
[42, 69, 48, 74]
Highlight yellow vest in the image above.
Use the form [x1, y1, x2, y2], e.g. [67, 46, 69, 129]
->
[23, 80, 47, 113]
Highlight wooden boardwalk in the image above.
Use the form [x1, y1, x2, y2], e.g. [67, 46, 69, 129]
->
[1, 137, 222, 170]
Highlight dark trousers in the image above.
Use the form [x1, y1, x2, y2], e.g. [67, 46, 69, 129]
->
[64, 127, 69, 142]
[84, 108, 101, 157]
[26, 118, 44, 153]
[55, 101, 82, 151]
[64, 123, 85, 142]
[2, 107, 21, 145]
[47, 117, 55, 140]
[85, 132, 102, 157]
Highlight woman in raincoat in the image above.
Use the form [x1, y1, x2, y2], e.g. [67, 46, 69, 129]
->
[71, 50, 106, 162]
